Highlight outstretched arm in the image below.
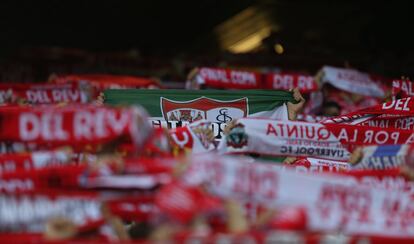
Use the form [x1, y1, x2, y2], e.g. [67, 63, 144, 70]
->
[287, 88, 306, 120]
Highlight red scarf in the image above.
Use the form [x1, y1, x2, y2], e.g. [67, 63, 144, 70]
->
[181, 154, 414, 237]
[322, 97, 414, 124]
[0, 191, 104, 232]
[392, 79, 414, 97]
[290, 157, 350, 172]
[0, 105, 151, 148]
[0, 83, 90, 104]
[51, 74, 162, 99]
[0, 150, 72, 174]
[195, 67, 261, 89]
[193, 67, 317, 93]
[264, 73, 317, 93]
[219, 118, 414, 161]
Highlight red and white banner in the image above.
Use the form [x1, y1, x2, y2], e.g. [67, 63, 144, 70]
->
[0, 162, 171, 193]
[182, 155, 414, 237]
[0, 164, 88, 193]
[290, 157, 350, 172]
[357, 97, 414, 116]
[264, 73, 318, 93]
[195, 67, 261, 89]
[318, 66, 385, 98]
[0, 83, 90, 104]
[0, 192, 103, 232]
[392, 79, 414, 97]
[218, 118, 414, 161]
[357, 115, 414, 130]
[106, 195, 156, 222]
[193, 67, 318, 93]
[0, 105, 151, 147]
[175, 231, 414, 244]
[52, 74, 161, 90]
[3, 230, 414, 243]
[322, 97, 414, 132]
[0, 150, 71, 174]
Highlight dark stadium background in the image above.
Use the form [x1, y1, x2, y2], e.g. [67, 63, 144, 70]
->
[0, 0, 412, 82]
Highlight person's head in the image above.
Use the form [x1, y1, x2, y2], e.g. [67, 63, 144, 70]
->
[321, 84, 334, 97]
[321, 101, 341, 116]
[128, 222, 153, 240]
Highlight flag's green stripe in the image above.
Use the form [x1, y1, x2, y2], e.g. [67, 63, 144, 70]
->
[104, 89, 295, 116]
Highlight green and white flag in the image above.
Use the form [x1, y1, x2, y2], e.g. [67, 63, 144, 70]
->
[104, 89, 295, 138]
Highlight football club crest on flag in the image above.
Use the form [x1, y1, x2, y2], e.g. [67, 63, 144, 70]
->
[161, 97, 248, 123]
[104, 89, 295, 139]
[226, 123, 248, 149]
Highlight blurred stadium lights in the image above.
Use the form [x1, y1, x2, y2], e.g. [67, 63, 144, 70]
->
[214, 6, 278, 53]
[228, 26, 272, 53]
[274, 43, 284, 54]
